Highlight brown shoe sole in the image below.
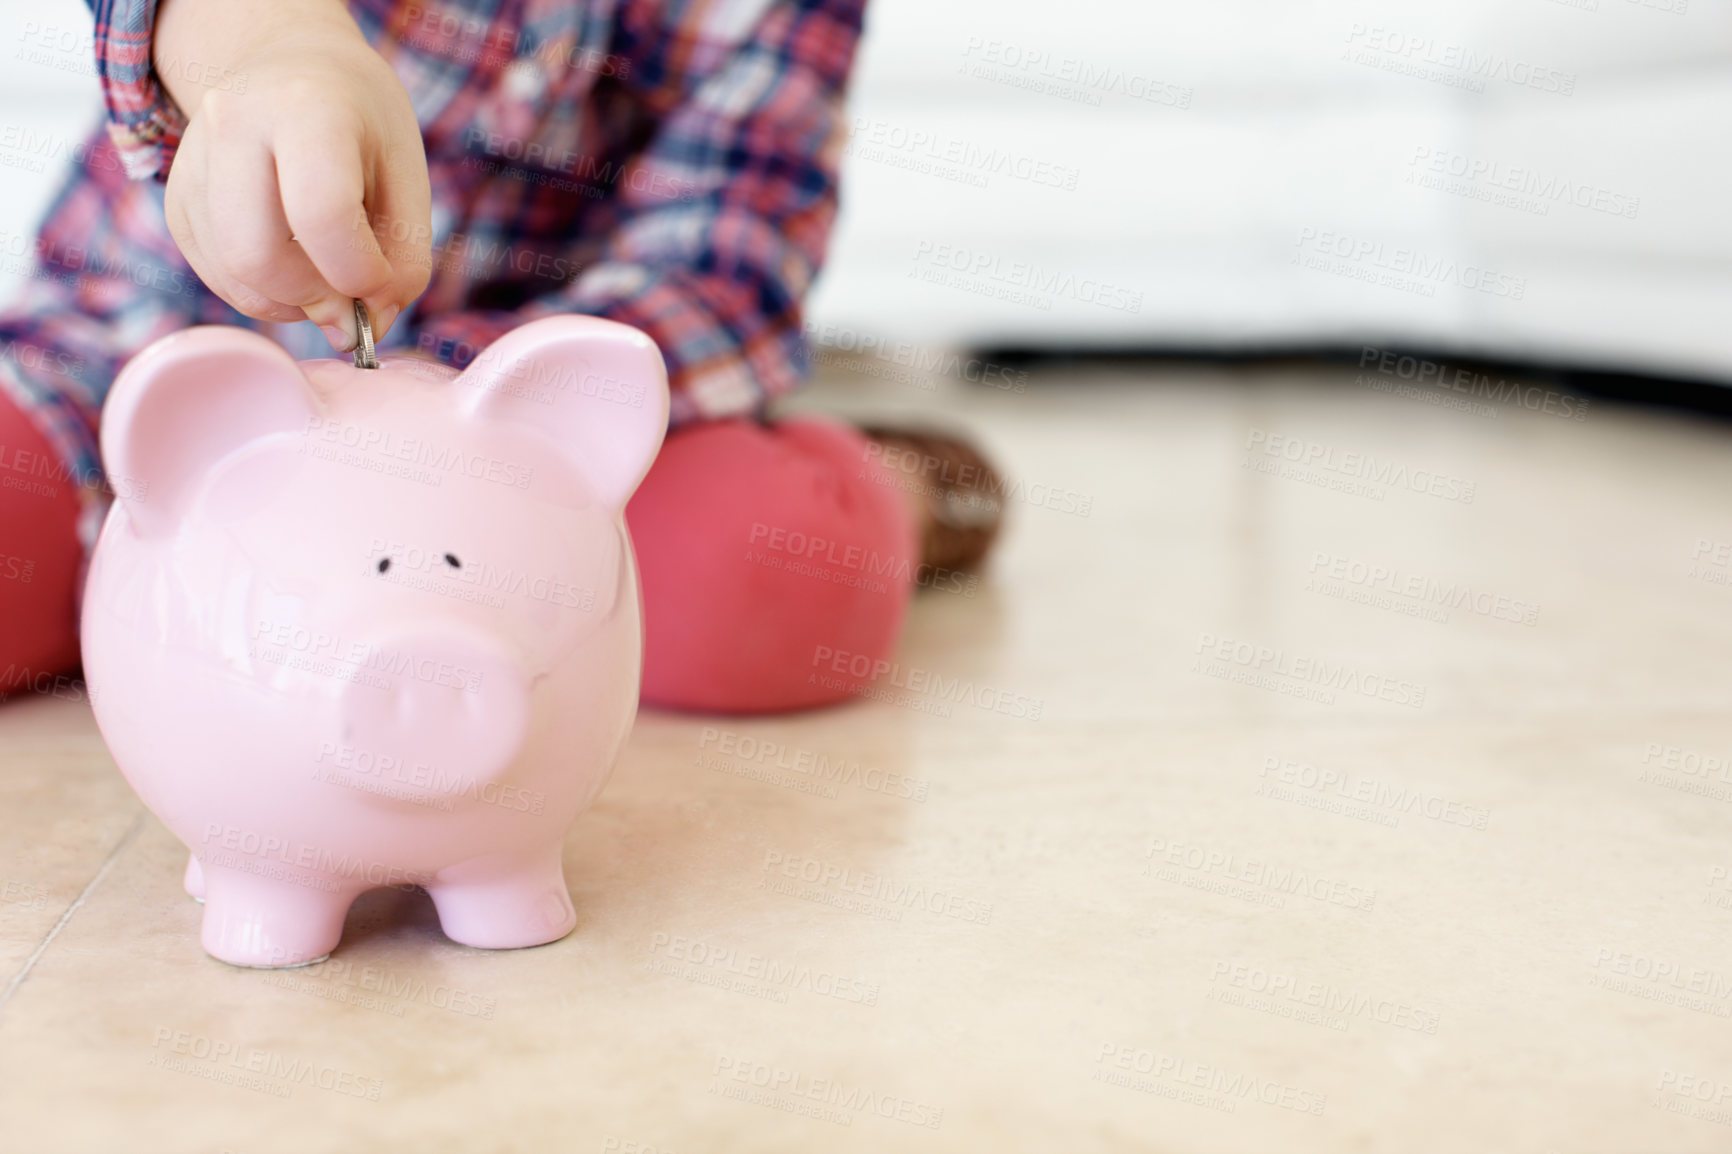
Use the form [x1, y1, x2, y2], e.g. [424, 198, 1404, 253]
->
[861, 425, 1006, 577]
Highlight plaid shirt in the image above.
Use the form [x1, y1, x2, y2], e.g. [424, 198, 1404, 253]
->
[0, 0, 863, 549]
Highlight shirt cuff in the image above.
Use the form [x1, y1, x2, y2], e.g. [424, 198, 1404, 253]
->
[91, 0, 187, 180]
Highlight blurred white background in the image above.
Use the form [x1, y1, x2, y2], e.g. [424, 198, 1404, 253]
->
[3, 0, 1730, 378]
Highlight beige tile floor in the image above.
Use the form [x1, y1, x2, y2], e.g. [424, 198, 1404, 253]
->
[4, 353, 1732, 1152]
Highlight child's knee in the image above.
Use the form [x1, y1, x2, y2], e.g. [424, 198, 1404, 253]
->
[0, 388, 84, 681]
[626, 416, 917, 714]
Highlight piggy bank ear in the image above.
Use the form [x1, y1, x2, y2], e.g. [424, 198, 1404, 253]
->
[102, 326, 318, 537]
[455, 316, 669, 508]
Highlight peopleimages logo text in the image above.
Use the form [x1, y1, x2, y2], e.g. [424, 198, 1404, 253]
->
[811, 645, 1044, 719]
[1294, 228, 1525, 300]
[1194, 632, 1427, 708]
[1343, 24, 1577, 95]
[910, 241, 1143, 313]
[1359, 347, 1588, 419]
[1246, 429, 1475, 504]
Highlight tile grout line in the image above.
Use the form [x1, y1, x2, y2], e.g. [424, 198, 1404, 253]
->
[0, 810, 146, 1017]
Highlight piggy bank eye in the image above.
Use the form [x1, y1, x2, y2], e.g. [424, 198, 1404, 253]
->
[444, 553, 461, 569]
[376, 558, 391, 574]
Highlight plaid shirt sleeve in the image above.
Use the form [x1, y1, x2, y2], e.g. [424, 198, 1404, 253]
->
[85, 0, 187, 180]
[417, 0, 866, 427]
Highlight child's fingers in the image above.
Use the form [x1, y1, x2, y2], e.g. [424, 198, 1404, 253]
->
[361, 139, 434, 340]
[205, 138, 357, 341]
[274, 125, 396, 308]
[164, 167, 303, 325]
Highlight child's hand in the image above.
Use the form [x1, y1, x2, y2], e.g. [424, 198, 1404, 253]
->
[154, 0, 431, 352]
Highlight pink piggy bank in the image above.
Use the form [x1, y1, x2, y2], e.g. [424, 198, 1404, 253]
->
[81, 316, 668, 968]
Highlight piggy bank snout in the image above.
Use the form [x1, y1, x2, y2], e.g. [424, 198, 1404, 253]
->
[337, 627, 531, 790]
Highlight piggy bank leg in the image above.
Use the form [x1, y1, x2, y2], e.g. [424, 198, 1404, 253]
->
[184, 855, 206, 902]
[199, 866, 355, 968]
[427, 843, 576, 950]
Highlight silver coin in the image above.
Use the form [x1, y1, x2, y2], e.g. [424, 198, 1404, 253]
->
[352, 299, 379, 370]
